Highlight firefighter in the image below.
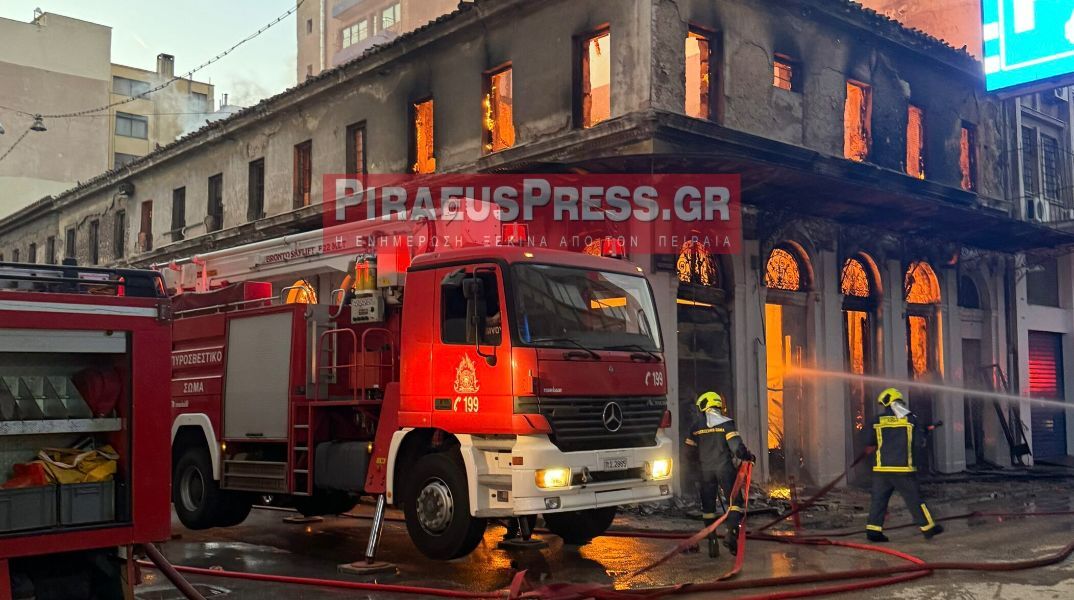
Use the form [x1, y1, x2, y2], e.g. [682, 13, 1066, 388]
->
[864, 387, 944, 542]
[685, 391, 755, 558]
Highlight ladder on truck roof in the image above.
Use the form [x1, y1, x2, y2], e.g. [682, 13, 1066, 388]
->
[289, 326, 397, 496]
[0, 261, 166, 298]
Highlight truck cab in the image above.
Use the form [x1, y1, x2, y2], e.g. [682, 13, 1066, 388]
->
[164, 234, 672, 560]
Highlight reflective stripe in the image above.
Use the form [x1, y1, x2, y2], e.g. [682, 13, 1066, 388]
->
[725, 431, 741, 441]
[874, 466, 915, 473]
[727, 506, 743, 513]
[866, 524, 884, 532]
[920, 504, 936, 531]
[685, 438, 698, 447]
[693, 427, 726, 436]
[702, 512, 717, 519]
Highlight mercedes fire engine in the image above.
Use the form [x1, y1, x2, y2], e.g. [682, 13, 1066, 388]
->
[161, 220, 673, 560]
[0, 262, 171, 598]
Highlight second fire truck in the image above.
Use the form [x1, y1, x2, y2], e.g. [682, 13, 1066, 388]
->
[162, 222, 673, 559]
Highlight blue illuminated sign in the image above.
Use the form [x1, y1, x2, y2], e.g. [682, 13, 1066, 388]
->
[983, 0, 1074, 92]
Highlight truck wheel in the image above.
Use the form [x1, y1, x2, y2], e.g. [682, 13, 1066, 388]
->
[543, 507, 617, 545]
[294, 491, 359, 517]
[173, 447, 222, 530]
[215, 493, 253, 527]
[403, 452, 487, 560]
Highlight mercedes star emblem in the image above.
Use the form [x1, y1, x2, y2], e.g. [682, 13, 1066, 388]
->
[602, 402, 624, 432]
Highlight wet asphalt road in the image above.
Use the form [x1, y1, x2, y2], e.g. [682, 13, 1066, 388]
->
[140, 495, 1074, 599]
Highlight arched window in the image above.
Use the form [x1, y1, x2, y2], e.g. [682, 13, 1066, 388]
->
[904, 261, 941, 304]
[840, 258, 872, 298]
[765, 247, 805, 291]
[677, 240, 720, 287]
[958, 275, 981, 309]
[285, 279, 318, 304]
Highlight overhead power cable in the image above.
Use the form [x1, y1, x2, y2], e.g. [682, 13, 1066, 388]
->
[0, 127, 33, 165]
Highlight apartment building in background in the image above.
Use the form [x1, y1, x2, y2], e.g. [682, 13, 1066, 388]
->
[110, 55, 214, 169]
[0, 12, 112, 218]
[0, 11, 215, 220]
[297, 0, 459, 80]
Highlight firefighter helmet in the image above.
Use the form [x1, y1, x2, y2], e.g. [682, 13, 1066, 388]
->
[877, 387, 904, 407]
[696, 391, 725, 413]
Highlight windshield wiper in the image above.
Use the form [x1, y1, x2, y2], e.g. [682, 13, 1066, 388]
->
[606, 343, 660, 362]
[531, 337, 601, 360]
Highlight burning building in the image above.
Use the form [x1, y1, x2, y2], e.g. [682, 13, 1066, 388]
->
[1, 0, 1072, 487]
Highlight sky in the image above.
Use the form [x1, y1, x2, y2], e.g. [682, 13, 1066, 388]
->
[1, 0, 298, 108]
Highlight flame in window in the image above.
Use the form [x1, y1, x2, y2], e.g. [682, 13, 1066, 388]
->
[906, 105, 926, 179]
[685, 32, 711, 119]
[412, 99, 436, 174]
[844, 81, 871, 162]
[484, 68, 515, 153]
[840, 258, 871, 297]
[765, 248, 802, 291]
[582, 31, 611, 128]
[677, 240, 719, 287]
[904, 261, 940, 304]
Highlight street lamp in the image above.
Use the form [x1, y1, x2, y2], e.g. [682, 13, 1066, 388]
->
[0, 121, 5, 135]
[30, 115, 46, 132]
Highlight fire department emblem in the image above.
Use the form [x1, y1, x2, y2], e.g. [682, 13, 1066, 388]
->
[453, 355, 480, 394]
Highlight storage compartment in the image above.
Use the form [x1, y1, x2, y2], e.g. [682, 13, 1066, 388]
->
[0, 486, 57, 532]
[58, 481, 115, 526]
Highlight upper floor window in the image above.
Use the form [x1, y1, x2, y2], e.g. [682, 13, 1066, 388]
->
[306, 18, 313, 34]
[89, 220, 100, 265]
[207, 174, 223, 231]
[139, 200, 153, 252]
[381, 3, 401, 31]
[342, 19, 370, 48]
[116, 112, 148, 139]
[411, 99, 436, 174]
[906, 105, 925, 179]
[484, 66, 516, 153]
[45, 236, 55, 264]
[27, 243, 36, 264]
[114, 210, 126, 259]
[172, 187, 186, 241]
[960, 123, 978, 192]
[347, 122, 367, 177]
[65, 227, 76, 259]
[249, 159, 266, 220]
[192, 92, 209, 112]
[773, 54, 800, 92]
[685, 30, 712, 120]
[293, 141, 313, 207]
[1041, 133, 1061, 202]
[113, 76, 150, 97]
[114, 153, 139, 169]
[11, 249, 18, 263]
[579, 29, 611, 128]
[844, 81, 871, 162]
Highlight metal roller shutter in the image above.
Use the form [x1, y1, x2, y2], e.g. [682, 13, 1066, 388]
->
[1028, 331, 1067, 460]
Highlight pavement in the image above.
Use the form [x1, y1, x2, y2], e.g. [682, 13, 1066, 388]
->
[137, 472, 1074, 599]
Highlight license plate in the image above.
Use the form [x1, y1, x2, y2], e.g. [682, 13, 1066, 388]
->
[602, 457, 628, 471]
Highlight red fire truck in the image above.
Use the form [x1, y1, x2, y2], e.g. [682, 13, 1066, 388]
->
[0, 262, 172, 598]
[161, 222, 673, 560]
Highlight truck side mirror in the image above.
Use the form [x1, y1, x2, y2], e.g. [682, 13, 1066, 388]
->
[463, 276, 497, 367]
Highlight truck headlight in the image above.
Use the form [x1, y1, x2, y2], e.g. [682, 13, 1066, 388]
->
[535, 467, 571, 489]
[646, 459, 672, 481]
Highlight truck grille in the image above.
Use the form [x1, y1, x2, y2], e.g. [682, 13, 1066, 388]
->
[517, 396, 666, 452]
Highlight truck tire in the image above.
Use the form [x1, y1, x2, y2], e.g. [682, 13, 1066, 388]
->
[543, 506, 617, 545]
[403, 452, 487, 560]
[293, 491, 359, 517]
[173, 446, 222, 530]
[215, 493, 253, 527]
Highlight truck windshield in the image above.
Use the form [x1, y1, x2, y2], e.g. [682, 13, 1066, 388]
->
[512, 264, 662, 352]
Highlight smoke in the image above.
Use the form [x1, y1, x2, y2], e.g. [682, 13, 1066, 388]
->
[225, 78, 273, 107]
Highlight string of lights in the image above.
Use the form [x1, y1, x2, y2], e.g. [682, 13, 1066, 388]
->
[0, 127, 33, 164]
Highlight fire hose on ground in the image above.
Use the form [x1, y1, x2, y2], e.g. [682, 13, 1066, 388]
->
[137, 456, 1074, 600]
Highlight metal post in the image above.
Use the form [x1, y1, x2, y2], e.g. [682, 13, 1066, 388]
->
[364, 494, 387, 564]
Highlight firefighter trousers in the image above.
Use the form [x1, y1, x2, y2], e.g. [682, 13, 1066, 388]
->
[699, 463, 743, 534]
[866, 472, 938, 533]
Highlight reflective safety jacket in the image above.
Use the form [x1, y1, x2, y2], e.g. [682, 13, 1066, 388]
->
[685, 411, 746, 474]
[867, 407, 919, 473]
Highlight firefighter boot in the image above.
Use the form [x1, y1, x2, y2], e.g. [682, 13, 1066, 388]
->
[924, 524, 945, 540]
[704, 518, 719, 558]
[724, 526, 739, 556]
[866, 530, 889, 543]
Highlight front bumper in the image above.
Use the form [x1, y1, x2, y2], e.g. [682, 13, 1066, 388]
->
[465, 432, 674, 518]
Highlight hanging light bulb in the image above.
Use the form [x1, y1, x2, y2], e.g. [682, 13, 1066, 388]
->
[30, 115, 46, 132]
